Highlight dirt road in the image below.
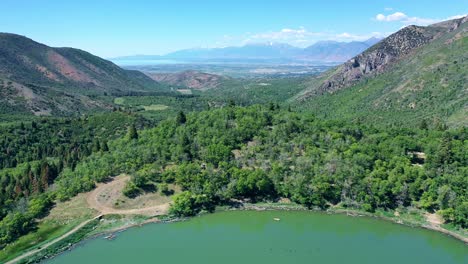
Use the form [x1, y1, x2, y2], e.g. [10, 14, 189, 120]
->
[5, 215, 102, 264]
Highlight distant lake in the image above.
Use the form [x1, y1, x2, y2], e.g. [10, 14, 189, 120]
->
[44, 211, 468, 264]
[111, 59, 186, 66]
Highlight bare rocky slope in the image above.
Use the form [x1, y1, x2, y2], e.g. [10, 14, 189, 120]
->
[297, 16, 468, 99]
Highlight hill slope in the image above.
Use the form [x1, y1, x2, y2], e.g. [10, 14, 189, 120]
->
[295, 16, 468, 127]
[299, 38, 381, 62]
[0, 33, 165, 117]
[146, 70, 229, 90]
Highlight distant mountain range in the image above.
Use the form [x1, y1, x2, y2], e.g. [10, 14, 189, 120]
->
[112, 38, 382, 63]
[0, 33, 166, 116]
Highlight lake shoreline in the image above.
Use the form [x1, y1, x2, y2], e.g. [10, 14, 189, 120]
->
[11, 203, 468, 263]
[228, 203, 468, 244]
[93, 202, 468, 245]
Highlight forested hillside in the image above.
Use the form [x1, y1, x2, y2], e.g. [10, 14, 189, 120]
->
[2, 105, 462, 249]
[202, 77, 307, 106]
[71, 107, 466, 223]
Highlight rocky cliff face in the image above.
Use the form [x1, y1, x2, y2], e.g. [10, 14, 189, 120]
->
[299, 16, 468, 99]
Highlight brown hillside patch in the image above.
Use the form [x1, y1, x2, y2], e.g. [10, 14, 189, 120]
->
[6, 79, 51, 115]
[35, 64, 61, 82]
[33, 108, 52, 116]
[19, 55, 61, 81]
[76, 57, 108, 75]
[10, 81, 35, 100]
[47, 51, 97, 84]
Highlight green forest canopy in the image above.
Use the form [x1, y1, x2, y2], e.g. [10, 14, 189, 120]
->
[0, 104, 467, 249]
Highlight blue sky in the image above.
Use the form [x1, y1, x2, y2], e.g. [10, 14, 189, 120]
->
[1, 0, 466, 57]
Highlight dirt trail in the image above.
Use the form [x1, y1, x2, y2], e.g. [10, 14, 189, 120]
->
[8, 176, 171, 264]
[5, 215, 102, 264]
[425, 213, 444, 226]
[86, 175, 170, 216]
[424, 213, 468, 244]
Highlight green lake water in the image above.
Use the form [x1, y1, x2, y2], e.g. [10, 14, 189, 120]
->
[44, 211, 468, 264]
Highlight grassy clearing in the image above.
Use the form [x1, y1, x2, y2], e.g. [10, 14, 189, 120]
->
[108, 95, 208, 122]
[45, 193, 97, 224]
[446, 107, 468, 127]
[114, 97, 125, 105]
[17, 219, 100, 264]
[114, 183, 179, 211]
[142, 104, 169, 111]
[113, 189, 174, 210]
[177, 89, 192, 95]
[0, 221, 72, 262]
[0, 193, 97, 263]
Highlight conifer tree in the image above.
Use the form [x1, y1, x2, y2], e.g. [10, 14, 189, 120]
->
[127, 124, 138, 140]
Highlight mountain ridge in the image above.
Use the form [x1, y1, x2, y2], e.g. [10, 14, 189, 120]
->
[0, 33, 166, 117]
[297, 16, 468, 99]
[294, 16, 468, 127]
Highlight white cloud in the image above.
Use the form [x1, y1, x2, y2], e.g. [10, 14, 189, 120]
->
[376, 12, 407, 22]
[233, 28, 389, 47]
[384, 7, 393, 11]
[336, 32, 352, 38]
[376, 14, 386, 21]
[240, 27, 323, 46]
[248, 27, 312, 42]
[333, 32, 387, 42]
[402, 16, 438, 25]
[445, 14, 467, 20]
[375, 12, 467, 26]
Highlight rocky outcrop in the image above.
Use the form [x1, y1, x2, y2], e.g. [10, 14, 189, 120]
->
[299, 16, 468, 99]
